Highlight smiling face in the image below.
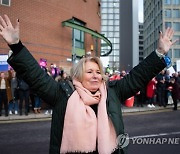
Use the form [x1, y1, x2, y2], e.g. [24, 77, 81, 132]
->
[81, 61, 102, 92]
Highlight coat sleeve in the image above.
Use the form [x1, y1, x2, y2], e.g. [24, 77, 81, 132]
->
[109, 51, 167, 102]
[7, 46, 59, 106]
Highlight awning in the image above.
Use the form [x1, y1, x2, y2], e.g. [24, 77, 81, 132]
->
[62, 19, 112, 56]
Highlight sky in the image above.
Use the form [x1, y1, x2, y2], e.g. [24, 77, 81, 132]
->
[138, 0, 144, 23]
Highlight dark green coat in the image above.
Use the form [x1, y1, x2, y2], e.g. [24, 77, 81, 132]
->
[7, 46, 166, 154]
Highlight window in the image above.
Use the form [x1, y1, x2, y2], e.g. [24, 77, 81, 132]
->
[164, 0, 171, 5]
[173, 22, 180, 31]
[0, 0, 11, 6]
[172, 0, 180, 4]
[173, 36, 180, 44]
[167, 49, 172, 58]
[72, 19, 85, 49]
[165, 9, 171, 18]
[165, 22, 172, 28]
[174, 49, 180, 58]
[172, 9, 180, 18]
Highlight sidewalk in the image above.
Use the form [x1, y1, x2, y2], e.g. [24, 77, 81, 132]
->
[122, 104, 179, 115]
[0, 104, 179, 122]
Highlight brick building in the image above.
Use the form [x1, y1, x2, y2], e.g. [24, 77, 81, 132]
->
[0, 0, 101, 72]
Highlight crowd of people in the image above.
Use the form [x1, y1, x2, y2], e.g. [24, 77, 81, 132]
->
[0, 63, 70, 117]
[0, 63, 180, 117]
[106, 69, 180, 110]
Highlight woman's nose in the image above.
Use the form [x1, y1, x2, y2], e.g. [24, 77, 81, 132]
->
[92, 72, 98, 78]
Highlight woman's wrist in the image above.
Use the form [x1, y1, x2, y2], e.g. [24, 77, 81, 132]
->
[8, 40, 24, 55]
[155, 49, 165, 58]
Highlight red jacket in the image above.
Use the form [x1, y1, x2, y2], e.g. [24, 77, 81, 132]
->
[146, 78, 157, 98]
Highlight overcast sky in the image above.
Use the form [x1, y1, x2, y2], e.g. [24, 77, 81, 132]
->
[138, 0, 144, 23]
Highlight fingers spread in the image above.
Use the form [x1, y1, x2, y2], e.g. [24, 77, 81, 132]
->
[168, 28, 174, 39]
[172, 39, 179, 45]
[0, 24, 3, 31]
[164, 27, 170, 37]
[0, 16, 8, 28]
[4, 14, 13, 27]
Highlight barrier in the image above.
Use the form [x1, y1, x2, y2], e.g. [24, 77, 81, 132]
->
[125, 96, 134, 107]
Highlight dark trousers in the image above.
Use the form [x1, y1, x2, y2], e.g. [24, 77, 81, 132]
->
[172, 94, 178, 110]
[157, 86, 166, 107]
[0, 89, 8, 115]
[19, 90, 29, 114]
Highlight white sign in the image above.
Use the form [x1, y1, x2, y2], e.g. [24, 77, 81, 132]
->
[0, 54, 8, 71]
[176, 60, 180, 72]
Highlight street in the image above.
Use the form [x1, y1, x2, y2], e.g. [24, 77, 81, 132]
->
[0, 110, 179, 154]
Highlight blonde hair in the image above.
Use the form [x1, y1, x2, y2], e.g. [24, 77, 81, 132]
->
[71, 57, 106, 82]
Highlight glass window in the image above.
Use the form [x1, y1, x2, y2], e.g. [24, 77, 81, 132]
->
[101, 14, 107, 19]
[114, 20, 119, 25]
[172, 9, 180, 18]
[114, 14, 119, 19]
[174, 49, 180, 58]
[173, 36, 180, 44]
[108, 32, 114, 37]
[114, 8, 119, 13]
[114, 26, 119, 31]
[164, 0, 171, 5]
[113, 44, 119, 50]
[102, 20, 108, 25]
[165, 22, 172, 28]
[101, 26, 107, 31]
[172, 0, 180, 4]
[108, 8, 114, 13]
[113, 2, 119, 7]
[173, 22, 180, 31]
[108, 26, 114, 31]
[72, 19, 85, 49]
[101, 8, 107, 13]
[107, 3, 114, 7]
[167, 49, 172, 58]
[1, 0, 11, 6]
[165, 9, 171, 18]
[108, 14, 114, 19]
[114, 32, 119, 37]
[101, 3, 107, 7]
[108, 20, 114, 25]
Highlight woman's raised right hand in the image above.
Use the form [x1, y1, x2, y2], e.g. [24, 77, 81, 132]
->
[0, 14, 19, 45]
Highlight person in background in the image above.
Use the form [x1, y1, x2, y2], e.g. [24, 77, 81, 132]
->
[120, 70, 127, 78]
[109, 71, 121, 81]
[0, 14, 177, 154]
[8, 70, 19, 115]
[168, 77, 180, 110]
[0, 71, 12, 116]
[156, 70, 166, 107]
[17, 75, 30, 115]
[146, 77, 157, 108]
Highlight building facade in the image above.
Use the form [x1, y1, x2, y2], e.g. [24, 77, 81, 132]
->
[0, 0, 101, 72]
[100, 0, 120, 71]
[144, 0, 180, 69]
[120, 0, 139, 71]
[139, 23, 144, 63]
[100, 0, 139, 72]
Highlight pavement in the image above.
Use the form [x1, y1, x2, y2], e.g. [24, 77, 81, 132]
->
[0, 103, 179, 122]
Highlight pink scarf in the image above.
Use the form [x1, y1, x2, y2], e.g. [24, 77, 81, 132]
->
[60, 80, 117, 154]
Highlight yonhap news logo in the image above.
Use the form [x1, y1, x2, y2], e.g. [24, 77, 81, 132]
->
[116, 133, 180, 149]
[116, 133, 130, 149]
